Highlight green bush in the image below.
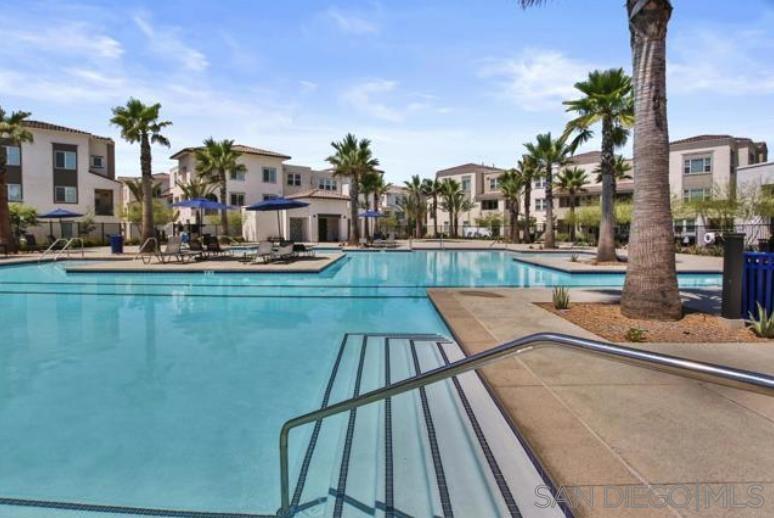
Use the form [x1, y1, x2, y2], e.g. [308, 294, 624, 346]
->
[552, 286, 570, 310]
[624, 328, 646, 342]
[746, 303, 774, 338]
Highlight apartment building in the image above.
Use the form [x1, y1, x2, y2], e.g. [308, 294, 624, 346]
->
[4, 120, 122, 240]
[118, 171, 172, 239]
[434, 163, 506, 235]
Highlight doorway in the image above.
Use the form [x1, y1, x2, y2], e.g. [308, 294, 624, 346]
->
[289, 217, 307, 242]
[317, 215, 341, 242]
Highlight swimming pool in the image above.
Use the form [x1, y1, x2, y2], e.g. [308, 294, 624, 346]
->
[0, 251, 720, 516]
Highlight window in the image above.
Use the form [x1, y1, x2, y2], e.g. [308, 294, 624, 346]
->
[54, 150, 77, 170]
[481, 200, 499, 210]
[230, 192, 246, 206]
[683, 188, 711, 202]
[90, 155, 104, 169]
[488, 177, 500, 190]
[535, 198, 547, 211]
[230, 169, 246, 181]
[263, 194, 278, 201]
[534, 177, 547, 189]
[262, 167, 277, 183]
[461, 176, 471, 192]
[7, 183, 22, 202]
[683, 157, 712, 175]
[94, 189, 113, 216]
[54, 186, 77, 203]
[318, 178, 337, 191]
[5, 146, 21, 166]
[287, 173, 302, 186]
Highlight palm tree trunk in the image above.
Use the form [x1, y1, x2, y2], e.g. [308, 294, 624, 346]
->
[597, 117, 617, 261]
[219, 169, 229, 237]
[432, 195, 438, 237]
[544, 166, 555, 248]
[524, 183, 532, 243]
[569, 192, 577, 242]
[373, 192, 379, 235]
[140, 135, 155, 243]
[509, 202, 519, 243]
[349, 178, 360, 245]
[621, 0, 682, 320]
[0, 149, 15, 253]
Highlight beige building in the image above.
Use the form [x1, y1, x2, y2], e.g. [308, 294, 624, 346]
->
[118, 171, 172, 240]
[4, 120, 122, 242]
[434, 163, 506, 236]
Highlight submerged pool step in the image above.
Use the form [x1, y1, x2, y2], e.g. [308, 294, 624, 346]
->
[291, 333, 566, 518]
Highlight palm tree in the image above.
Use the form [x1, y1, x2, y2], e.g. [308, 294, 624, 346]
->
[194, 138, 245, 237]
[371, 174, 392, 235]
[499, 169, 524, 243]
[555, 167, 589, 242]
[359, 170, 382, 240]
[422, 178, 443, 237]
[524, 132, 572, 248]
[404, 175, 425, 238]
[0, 107, 33, 253]
[327, 134, 379, 245]
[110, 99, 172, 242]
[175, 177, 217, 231]
[125, 178, 163, 202]
[563, 68, 634, 261]
[518, 0, 681, 320]
[440, 179, 465, 237]
[594, 155, 633, 198]
[518, 155, 540, 243]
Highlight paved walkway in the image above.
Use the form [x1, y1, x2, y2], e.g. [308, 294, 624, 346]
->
[429, 287, 774, 517]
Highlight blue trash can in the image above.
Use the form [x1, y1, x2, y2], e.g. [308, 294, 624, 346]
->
[110, 234, 124, 254]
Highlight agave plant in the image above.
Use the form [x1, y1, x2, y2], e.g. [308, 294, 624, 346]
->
[552, 286, 570, 310]
[746, 303, 774, 338]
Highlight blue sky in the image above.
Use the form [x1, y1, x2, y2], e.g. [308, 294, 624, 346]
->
[1, 0, 773, 183]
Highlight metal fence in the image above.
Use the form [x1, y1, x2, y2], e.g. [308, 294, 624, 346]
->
[742, 252, 774, 318]
[675, 223, 773, 249]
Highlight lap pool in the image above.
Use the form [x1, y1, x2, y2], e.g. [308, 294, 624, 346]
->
[0, 251, 720, 516]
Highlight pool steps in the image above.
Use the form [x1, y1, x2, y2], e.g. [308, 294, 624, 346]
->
[288, 333, 567, 518]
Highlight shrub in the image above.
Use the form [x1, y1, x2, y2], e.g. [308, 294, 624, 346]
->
[569, 253, 579, 263]
[552, 286, 570, 310]
[746, 303, 774, 338]
[624, 327, 646, 342]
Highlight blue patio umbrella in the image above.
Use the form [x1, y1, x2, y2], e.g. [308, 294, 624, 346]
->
[40, 208, 83, 238]
[359, 210, 384, 237]
[172, 198, 235, 236]
[245, 197, 309, 239]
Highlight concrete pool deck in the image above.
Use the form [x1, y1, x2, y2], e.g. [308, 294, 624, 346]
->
[513, 252, 723, 274]
[429, 287, 774, 517]
[64, 252, 345, 274]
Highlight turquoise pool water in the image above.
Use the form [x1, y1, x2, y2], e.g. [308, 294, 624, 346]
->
[0, 251, 720, 515]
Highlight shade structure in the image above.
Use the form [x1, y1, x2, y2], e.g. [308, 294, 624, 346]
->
[172, 198, 235, 236]
[245, 197, 310, 240]
[40, 208, 83, 238]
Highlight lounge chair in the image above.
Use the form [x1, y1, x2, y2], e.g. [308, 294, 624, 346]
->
[141, 236, 199, 264]
[293, 243, 315, 257]
[359, 238, 371, 248]
[270, 244, 296, 262]
[203, 236, 226, 256]
[248, 241, 275, 264]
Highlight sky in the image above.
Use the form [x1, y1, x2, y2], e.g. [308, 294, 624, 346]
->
[1, 0, 773, 184]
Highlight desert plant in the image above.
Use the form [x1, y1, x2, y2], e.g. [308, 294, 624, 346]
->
[746, 303, 774, 338]
[569, 253, 579, 263]
[624, 327, 646, 342]
[552, 286, 570, 310]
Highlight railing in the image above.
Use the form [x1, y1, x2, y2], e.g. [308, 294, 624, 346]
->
[39, 238, 84, 261]
[742, 252, 774, 317]
[277, 331, 774, 516]
[53, 238, 84, 261]
[138, 237, 159, 254]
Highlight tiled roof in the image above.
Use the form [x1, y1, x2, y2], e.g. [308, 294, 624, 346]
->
[436, 163, 504, 177]
[569, 150, 602, 164]
[286, 189, 349, 200]
[23, 120, 113, 141]
[670, 135, 735, 145]
[170, 144, 291, 160]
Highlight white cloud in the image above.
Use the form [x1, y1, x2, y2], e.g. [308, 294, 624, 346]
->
[341, 80, 404, 122]
[326, 7, 379, 35]
[2, 24, 123, 59]
[669, 28, 774, 95]
[299, 80, 319, 93]
[479, 50, 595, 111]
[133, 14, 208, 72]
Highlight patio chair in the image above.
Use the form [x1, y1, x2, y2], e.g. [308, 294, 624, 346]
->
[249, 241, 275, 264]
[383, 233, 399, 248]
[293, 243, 315, 257]
[187, 239, 206, 261]
[359, 237, 371, 248]
[270, 244, 296, 262]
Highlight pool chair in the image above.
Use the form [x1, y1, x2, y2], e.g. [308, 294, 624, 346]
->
[359, 237, 371, 248]
[203, 236, 226, 256]
[293, 243, 315, 257]
[142, 236, 198, 264]
[382, 233, 399, 248]
[269, 244, 296, 262]
[249, 241, 275, 264]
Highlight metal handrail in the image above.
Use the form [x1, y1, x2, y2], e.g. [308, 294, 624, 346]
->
[277, 331, 774, 515]
[39, 238, 69, 261]
[138, 237, 159, 254]
[53, 237, 85, 260]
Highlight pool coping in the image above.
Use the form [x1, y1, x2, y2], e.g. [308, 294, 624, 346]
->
[512, 255, 723, 275]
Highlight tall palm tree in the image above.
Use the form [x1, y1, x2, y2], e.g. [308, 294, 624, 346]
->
[518, 155, 540, 243]
[563, 68, 634, 261]
[518, 0, 681, 320]
[524, 132, 572, 248]
[175, 177, 217, 231]
[440, 179, 465, 237]
[404, 175, 425, 238]
[594, 155, 633, 198]
[371, 174, 392, 235]
[110, 99, 172, 242]
[359, 170, 382, 240]
[499, 169, 524, 243]
[327, 134, 379, 245]
[194, 138, 245, 237]
[555, 167, 589, 242]
[125, 178, 163, 202]
[422, 178, 443, 237]
[0, 107, 33, 253]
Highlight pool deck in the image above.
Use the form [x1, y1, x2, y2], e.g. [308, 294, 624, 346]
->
[64, 252, 345, 274]
[429, 287, 774, 517]
[513, 252, 723, 274]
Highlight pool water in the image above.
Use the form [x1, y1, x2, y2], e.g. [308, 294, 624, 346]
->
[0, 251, 720, 515]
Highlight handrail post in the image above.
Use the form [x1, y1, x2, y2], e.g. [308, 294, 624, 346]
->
[279, 425, 291, 516]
